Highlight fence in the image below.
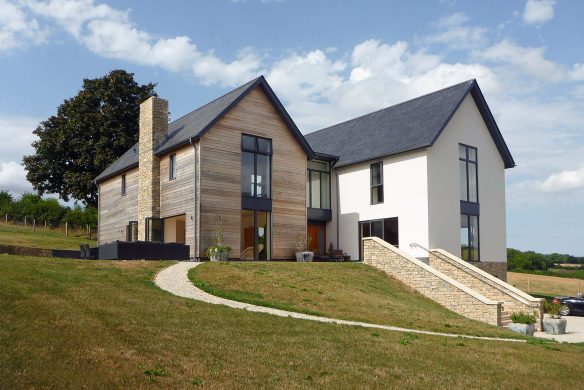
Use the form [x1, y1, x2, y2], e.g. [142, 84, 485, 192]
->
[508, 272, 583, 298]
[1, 214, 97, 240]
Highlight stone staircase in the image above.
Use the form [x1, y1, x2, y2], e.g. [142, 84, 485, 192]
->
[362, 237, 543, 328]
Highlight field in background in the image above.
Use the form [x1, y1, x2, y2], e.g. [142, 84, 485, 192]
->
[508, 272, 583, 297]
[0, 222, 96, 250]
[2, 255, 584, 388]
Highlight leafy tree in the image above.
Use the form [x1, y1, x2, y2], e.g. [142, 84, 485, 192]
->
[0, 190, 12, 214]
[23, 70, 157, 207]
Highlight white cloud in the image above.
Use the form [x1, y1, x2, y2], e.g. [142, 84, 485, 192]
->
[0, 0, 47, 52]
[480, 40, 566, 82]
[0, 115, 38, 162]
[523, 0, 556, 26]
[424, 12, 488, 50]
[0, 162, 32, 194]
[538, 166, 584, 192]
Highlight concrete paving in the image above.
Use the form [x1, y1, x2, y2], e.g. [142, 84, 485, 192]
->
[534, 315, 584, 343]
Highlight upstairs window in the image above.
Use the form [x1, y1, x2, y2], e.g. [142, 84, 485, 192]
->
[370, 162, 384, 204]
[459, 144, 478, 203]
[241, 134, 272, 198]
[307, 160, 330, 209]
[121, 174, 126, 196]
[169, 154, 177, 180]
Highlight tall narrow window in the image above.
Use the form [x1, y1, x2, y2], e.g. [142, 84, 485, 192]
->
[127, 221, 138, 242]
[459, 144, 478, 203]
[460, 214, 479, 261]
[169, 154, 177, 180]
[370, 162, 384, 204]
[121, 174, 126, 196]
[307, 160, 331, 209]
[240, 210, 270, 260]
[241, 135, 272, 198]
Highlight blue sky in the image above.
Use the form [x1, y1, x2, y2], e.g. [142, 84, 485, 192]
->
[1, 0, 583, 255]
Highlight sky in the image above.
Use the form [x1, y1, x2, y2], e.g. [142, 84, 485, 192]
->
[0, 0, 583, 255]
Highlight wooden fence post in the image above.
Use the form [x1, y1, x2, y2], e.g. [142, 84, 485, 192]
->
[24, 216, 27, 227]
[65, 222, 69, 237]
[33, 219, 36, 235]
[45, 220, 47, 228]
[4, 213, 7, 223]
[528, 275, 531, 294]
[89, 226, 92, 239]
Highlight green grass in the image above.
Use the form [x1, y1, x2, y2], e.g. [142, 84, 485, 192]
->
[512, 268, 584, 280]
[0, 222, 96, 250]
[189, 262, 520, 339]
[2, 255, 584, 388]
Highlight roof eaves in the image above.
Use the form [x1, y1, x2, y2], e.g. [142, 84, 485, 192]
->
[94, 162, 139, 185]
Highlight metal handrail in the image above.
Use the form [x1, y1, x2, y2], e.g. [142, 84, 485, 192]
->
[410, 242, 430, 253]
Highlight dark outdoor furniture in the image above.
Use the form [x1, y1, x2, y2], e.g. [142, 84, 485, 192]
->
[98, 241, 190, 260]
[79, 244, 98, 260]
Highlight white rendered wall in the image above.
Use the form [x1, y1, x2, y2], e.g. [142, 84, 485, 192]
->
[427, 95, 507, 263]
[336, 150, 430, 260]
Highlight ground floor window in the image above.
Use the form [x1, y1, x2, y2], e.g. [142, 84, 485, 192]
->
[145, 217, 163, 242]
[460, 214, 479, 261]
[359, 217, 398, 259]
[241, 210, 270, 260]
[307, 221, 326, 255]
[127, 221, 138, 242]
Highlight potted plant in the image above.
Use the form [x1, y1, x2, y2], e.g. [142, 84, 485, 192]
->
[508, 311, 537, 336]
[543, 300, 567, 335]
[206, 220, 231, 261]
[295, 233, 313, 262]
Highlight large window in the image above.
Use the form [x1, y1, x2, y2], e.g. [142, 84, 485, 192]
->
[307, 160, 330, 209]
[370, 162, 384, 204]
[461, 214, 479, 261]
[145, 217, 163, 242]
[127, 221, 138, 242]
[169, 154, 177, 180]
[459, 144, 478, 203]
[359, 217, 398, 259]
[241, 210, 270, 260]
[241, 134, 272, 198]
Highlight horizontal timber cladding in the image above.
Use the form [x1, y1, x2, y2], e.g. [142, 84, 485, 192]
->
[200, 87, 307, 259]
[98, 168, 139, 245]
[159, 145, 196, 257]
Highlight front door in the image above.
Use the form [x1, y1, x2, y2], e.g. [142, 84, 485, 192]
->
[308, 222, 326, 256]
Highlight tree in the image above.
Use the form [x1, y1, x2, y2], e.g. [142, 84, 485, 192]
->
[23, 70, 157, 207]
[0, 190, 12, 215]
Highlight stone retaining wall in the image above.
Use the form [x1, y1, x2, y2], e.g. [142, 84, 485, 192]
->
[363, 237, 501, 326]
[0, 244, 80, 259]
[429, 249, 543, 327]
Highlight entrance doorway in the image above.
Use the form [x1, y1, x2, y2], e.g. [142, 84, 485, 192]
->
[358, 217, 398, 260]
[163, 214, 186, 244]
[241, 210, 271, 260]
[308, 221, 326, 256]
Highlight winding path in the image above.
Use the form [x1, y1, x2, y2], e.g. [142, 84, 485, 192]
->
[155, 262, 525, 343]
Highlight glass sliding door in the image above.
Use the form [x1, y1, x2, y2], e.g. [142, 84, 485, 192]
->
[240, 210, 271, 260]
[358, 217, 399, 260]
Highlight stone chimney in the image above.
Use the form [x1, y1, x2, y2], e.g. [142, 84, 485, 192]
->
[138, 96, 168, 240]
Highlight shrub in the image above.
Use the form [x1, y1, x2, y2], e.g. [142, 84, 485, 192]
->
[544, 300, 562, 319]
[510, 311, 537, 324]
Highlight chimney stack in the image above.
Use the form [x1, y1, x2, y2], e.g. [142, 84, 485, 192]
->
[138, 96, 168, 240]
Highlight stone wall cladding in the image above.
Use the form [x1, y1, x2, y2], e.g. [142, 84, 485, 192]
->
[429, 250, 543, 327]
[363, 237, 501, 326]
[138, 97, 168, 240]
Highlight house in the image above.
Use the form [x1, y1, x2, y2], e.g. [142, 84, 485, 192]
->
[95, 76, 513, 279]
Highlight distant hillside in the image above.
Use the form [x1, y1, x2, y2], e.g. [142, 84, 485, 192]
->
[508, 248, 584, 272]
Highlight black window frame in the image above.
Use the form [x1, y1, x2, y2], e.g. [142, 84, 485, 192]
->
[358, 217, 399, 260]
[241, 134, 272, 199]
[460, 213, 480, 262]
[370, 161, 384, 205]
[241, 209, 271, 260]
[145, 217, 164, 242]
[307, 160, 331, 210]
[459, 143, 478, 203]
[121, 174, 126, 196]
[127, 221, 138, 242]
[169, 153, 177, 181]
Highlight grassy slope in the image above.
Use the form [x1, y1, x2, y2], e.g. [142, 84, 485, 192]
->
[2, 256, 584, 389]
[509, 272, 584, 297]
[190, 262, 517, 338]
[0, 222, 96, 250]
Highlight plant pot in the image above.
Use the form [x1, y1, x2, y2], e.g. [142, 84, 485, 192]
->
[295, 251, 314, 262]
[543, 318, 567, 335]
[209, 252, 229, 262]
[508, 323, 536, 336]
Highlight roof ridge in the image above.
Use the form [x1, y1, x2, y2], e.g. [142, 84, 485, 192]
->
[305, 79, 475, 137]
[167, 76, 263, 126]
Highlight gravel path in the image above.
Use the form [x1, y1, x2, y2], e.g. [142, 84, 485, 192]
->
[155, 261, 525, 343]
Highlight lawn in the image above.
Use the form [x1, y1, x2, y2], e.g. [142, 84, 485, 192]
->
[0, 222, 96, 250]
[190, 261, 518, 338]
[508, 272, 583, 297]
[2, 255, 584, 389]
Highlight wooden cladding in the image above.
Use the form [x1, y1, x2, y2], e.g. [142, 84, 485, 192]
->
[200, 87, 307, 259]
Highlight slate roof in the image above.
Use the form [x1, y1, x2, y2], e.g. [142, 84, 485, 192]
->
[305, 79, 515, 169]
[95, 76, 314, 183]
